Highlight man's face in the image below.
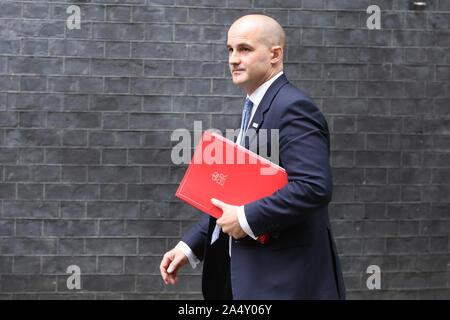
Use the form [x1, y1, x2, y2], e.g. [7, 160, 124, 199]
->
[227, 24, 272, 95]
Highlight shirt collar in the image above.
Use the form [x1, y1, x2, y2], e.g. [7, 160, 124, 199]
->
[247, 71, 284, 108]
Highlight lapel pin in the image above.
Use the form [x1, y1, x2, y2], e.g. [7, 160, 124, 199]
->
[252, 122, 259, 128]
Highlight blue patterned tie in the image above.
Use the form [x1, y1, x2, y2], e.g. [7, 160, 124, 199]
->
[239, 98, 253, 145]
[210, 98, 253, 245]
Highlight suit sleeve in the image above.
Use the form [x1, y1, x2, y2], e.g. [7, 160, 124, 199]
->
[244, 98, 333, 237]
[180, 213, 210, 261]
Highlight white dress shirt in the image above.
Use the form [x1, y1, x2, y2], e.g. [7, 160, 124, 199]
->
[176, 71, 284, 268]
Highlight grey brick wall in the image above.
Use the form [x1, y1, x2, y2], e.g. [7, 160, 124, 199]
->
[0, 0, 449, 299]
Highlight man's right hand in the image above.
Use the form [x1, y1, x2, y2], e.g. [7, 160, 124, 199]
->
[160, 247, 188, 285]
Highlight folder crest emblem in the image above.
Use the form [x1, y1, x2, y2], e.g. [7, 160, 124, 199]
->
[211, 171, 227, 186]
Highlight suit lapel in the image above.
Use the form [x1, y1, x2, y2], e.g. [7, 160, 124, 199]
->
[245, 74, 289, 148]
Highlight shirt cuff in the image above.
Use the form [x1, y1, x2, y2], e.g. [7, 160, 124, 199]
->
[237, 205, 257, 240]
[175, 241, 200, 269]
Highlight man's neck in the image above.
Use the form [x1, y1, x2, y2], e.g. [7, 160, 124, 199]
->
[246, 71, 284, 108]
[246, 67, 283, 96]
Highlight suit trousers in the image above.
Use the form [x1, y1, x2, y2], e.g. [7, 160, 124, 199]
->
[202, 230, 233, 300]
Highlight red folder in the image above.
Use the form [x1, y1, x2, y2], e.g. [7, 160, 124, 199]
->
[175, 131, 288, 244]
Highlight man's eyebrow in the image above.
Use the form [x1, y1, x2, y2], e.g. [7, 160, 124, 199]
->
[227, 42, 254, 48]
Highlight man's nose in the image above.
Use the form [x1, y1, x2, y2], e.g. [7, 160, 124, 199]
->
[229, 50, 240, 66]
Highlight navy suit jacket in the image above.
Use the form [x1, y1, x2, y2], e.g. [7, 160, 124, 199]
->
[181, 74, 346, 300]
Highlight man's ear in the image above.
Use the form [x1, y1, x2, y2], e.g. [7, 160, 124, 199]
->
[270, 46, 283, 64]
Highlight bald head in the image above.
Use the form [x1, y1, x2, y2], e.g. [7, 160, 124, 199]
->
[227, 14, 285, 94]
[229, 14, 286, 49]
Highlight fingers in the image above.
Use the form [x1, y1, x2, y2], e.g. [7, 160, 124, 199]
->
[167, 255, 181, 273]
[216, 214, 230, 233]
[160, 249, 188, 286]
[211, 198, 225, 209]
[212, 198, 227, 227]
[216, 215, 227, 229]
[159, 254, 173, 285]
[215, 204, 246, 239]
[160, 252, 179, 285]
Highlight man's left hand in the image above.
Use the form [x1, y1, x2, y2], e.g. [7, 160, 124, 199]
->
[211, 198, 247, 239]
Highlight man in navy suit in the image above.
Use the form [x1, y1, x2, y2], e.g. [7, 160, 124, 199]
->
[160, 14, 345, 300]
